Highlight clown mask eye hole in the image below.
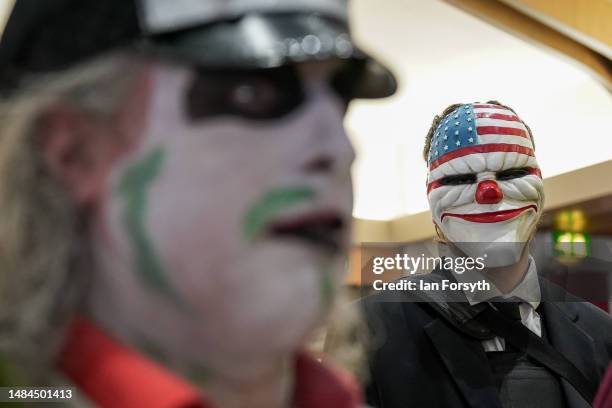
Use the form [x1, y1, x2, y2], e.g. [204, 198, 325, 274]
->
[439, 173, 477, 186]
[496, 167, 531, 181]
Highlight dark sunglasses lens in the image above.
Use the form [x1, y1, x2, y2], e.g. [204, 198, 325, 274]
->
[186, 67, 305, 121]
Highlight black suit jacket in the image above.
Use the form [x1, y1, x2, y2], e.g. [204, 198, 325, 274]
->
[360, 272, 612, 408]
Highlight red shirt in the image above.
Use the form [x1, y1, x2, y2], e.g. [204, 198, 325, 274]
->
[595, 363, 612, 408]
[59, 317, 361, 408]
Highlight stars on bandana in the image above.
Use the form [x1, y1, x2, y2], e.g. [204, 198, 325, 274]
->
[428, 104, 479, 163]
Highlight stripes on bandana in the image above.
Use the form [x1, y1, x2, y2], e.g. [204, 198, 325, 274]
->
[429, 143, 534, 171]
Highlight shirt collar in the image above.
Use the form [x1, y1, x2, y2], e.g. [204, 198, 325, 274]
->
[460, 255, 541, 309]
[58, 317, 361, 408]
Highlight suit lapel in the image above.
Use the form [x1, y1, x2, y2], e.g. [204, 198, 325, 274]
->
[541, 301, 598, 408]
[424, 318, 502, 408]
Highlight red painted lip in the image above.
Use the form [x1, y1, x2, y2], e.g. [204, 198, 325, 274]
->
[268, 211, 344, 233]
[267, 210, 346, 253]
[441, 205, 538, 223]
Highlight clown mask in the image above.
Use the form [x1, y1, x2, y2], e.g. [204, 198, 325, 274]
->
[426, 103, 544, 267]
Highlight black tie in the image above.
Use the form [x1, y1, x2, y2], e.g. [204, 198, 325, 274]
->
[491, 299, 522, 321]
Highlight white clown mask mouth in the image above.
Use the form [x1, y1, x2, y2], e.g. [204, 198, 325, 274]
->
[425, 103, 545, 266]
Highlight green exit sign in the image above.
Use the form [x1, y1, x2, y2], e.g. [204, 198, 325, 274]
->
[553, 231, 590, 258]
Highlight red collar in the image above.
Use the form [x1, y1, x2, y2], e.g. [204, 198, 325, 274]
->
[58, 317, 361, 408]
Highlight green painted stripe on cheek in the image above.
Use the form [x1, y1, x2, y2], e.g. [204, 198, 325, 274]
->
[117, 147, 182, 304]
[242, 186, 316, 240]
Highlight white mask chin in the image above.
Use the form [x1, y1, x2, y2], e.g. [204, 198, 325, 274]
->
[441, 212, 538, 267]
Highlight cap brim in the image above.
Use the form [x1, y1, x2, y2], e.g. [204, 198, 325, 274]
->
[148, 13, 397, 98]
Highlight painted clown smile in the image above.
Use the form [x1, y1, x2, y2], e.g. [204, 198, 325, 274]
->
[441, 205, 538, 223]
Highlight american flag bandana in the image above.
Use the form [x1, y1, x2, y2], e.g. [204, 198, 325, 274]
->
[426, 103, 541, 193]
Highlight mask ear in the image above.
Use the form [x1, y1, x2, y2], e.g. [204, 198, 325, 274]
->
[434, 223, 448, 244]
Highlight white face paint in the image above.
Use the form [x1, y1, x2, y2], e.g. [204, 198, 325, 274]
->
[426, 103, 544, 266]
[88, 61, 354, 379]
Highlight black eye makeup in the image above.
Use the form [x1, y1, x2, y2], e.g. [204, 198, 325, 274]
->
[185, 62, 363, 122]
[186, 66, 305, 121]
[496, 167, 531, 181]
[439, 173, 477, 186]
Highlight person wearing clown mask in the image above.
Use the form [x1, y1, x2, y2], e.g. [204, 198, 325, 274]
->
[0, 0, 396, 407]
[359, 102, 612, 408]
[425, 101, 544, 290]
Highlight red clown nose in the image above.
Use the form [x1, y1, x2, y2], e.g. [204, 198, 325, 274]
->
[475, 180, 503, 204]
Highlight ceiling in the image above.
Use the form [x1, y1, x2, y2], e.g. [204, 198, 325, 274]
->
[347, 0, 612, 220]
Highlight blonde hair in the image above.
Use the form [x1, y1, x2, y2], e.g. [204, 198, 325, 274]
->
[322, 294, 370, 381]
[0, 52, 141, 383]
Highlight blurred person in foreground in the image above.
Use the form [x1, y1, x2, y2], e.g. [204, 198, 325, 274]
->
[360, 102, 612, 408]
[0, 0, 396, 407]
